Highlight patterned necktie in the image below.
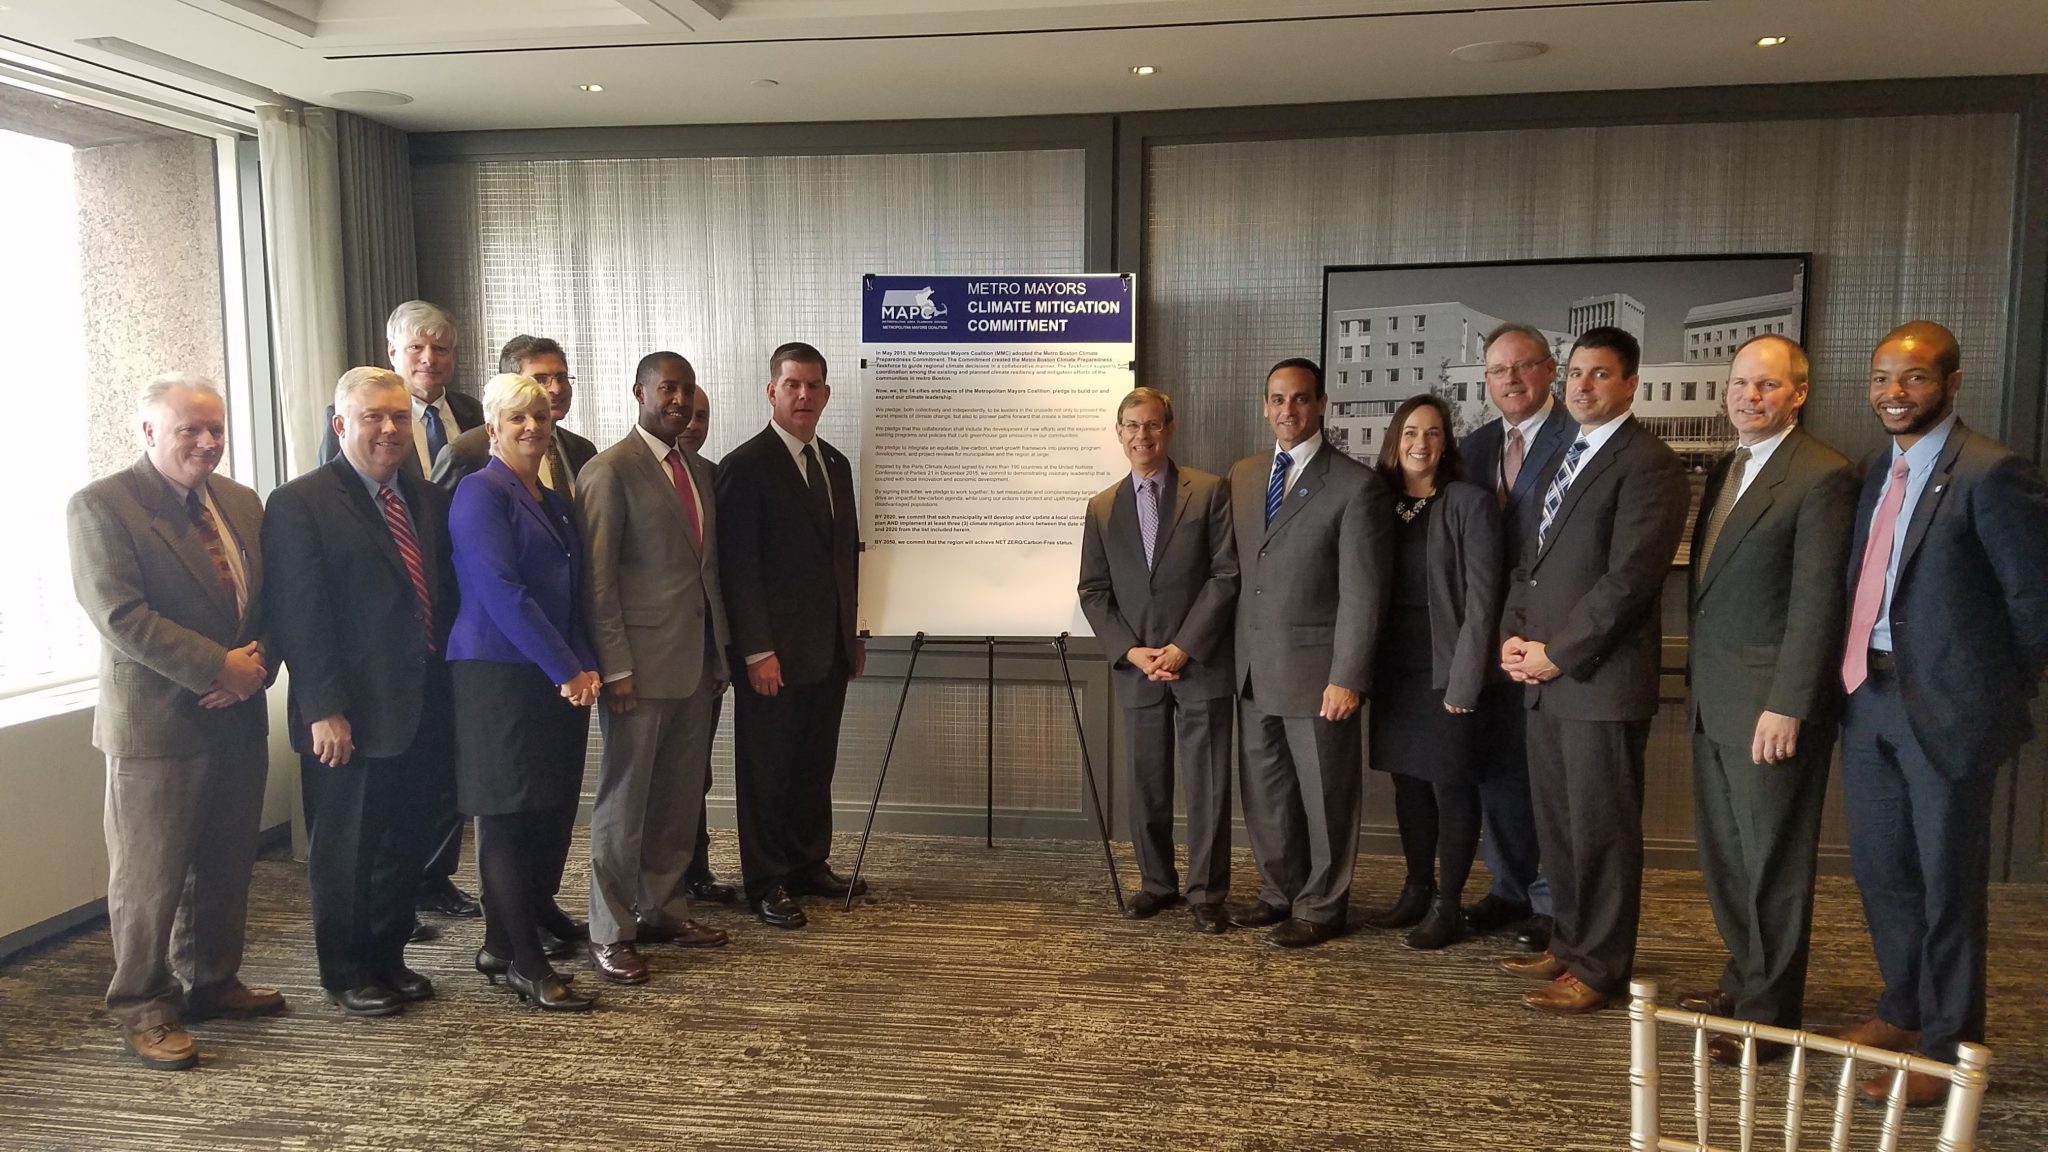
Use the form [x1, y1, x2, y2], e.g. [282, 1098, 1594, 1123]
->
[1136, 477, 1159, 570]
[185, 490, 241, 613]
[422, 403, 447, 469]
[546, 433, 574, 498]
[1265, 451, 1293, 526]
[1695, 446, 1751, 573]
[378, 485, 435, 650]
[1536, 438, 1590, 551]
[664, 449, 704, 552]
[1500, 426, 1526, 508]
[802, 443, 832, 532]
[1842, 454, 1913, 694]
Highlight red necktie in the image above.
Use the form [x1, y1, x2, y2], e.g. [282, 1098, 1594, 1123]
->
[665, 449, 703, 552]
[185, 491, 242, 613]
[379, 485, 435, 651]
[1841, 455, 1912, 694]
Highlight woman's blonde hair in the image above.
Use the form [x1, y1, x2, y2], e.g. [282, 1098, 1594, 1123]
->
[481, 373, 550, 428]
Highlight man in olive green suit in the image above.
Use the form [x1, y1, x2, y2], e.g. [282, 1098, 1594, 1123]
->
[67, 374, 284, 1071]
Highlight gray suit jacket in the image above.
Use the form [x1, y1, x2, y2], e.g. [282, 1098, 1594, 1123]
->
[67, 456, 270, 758]
[578, 431, 731, 699]
[1504, 416, 1689, 723]
[1077, 463, 1238, 705]
[1686, 425, 1856, 747]
[1228, 443, 1393, 717]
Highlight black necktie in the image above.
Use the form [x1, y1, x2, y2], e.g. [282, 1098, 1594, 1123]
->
[802, 443, 832, 532]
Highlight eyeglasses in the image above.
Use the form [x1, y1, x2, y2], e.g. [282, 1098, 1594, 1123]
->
[1118, 420, 1168, 434]
[529, 373, 576, 387]
[1483, 358, 1553, 380]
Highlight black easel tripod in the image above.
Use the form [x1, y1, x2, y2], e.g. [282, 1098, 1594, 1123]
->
[842, 632, 1126, 913]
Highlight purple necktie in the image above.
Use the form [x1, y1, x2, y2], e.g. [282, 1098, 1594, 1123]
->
[1136, 477, 1159, 570]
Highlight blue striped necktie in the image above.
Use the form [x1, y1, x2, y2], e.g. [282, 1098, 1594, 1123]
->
[1536, 437, 1589, 550]
[1265, 451, 1292, 526]
[422, 403, 447, 467]
[1136, 477, 1159, 570]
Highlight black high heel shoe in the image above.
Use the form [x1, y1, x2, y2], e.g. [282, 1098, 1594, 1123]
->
[477, 947, 574, 986]
[504, 965, 596, 1012]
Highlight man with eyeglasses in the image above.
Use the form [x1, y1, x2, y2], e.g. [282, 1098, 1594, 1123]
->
[1456, 324, 1573, 953]
[1078, 387, 1239, 931]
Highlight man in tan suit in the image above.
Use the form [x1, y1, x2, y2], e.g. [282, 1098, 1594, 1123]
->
[578, 352, 733, 982]
[66, 374, 284, 1070]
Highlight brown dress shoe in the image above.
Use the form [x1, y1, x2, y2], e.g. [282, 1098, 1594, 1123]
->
[1822, 1016, 1921, 1052]
[1675, 990, 1735, 1016]
[1499, 951, 1566, 981]
[1707, 1035, 1789, 1066]
[670, 919, 729, 949]
[1522, 974, 1613, 1015]
[185, 982, 287, 1022]
[1859, 1069, 1949, 1108]
[123, 1023, 198, 1070]
[587, 941, 650, 984]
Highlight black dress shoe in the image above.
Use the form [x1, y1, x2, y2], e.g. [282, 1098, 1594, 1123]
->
[753, 886, 808, 929]
[1677, 990, 1736, 1017]
[787, 866, 868, 899]
[505, 966, 596, 1012]
[685, 876, 741, 905]
[1516, 915, 1554, 953]
[1122, 890, 1182, 920]
[408, 919, 439, 944]
[324, 984, 406, 1017]
[381, 966, 435, 1002]
[535, 907, 588, 944]
[1268, 918, 1342, 949]
[1361, 880, 1434, 930]
[1189, 903, 1227, 934]
[477, 947, 573, 987]
[1403, 899, 1464, 950]
[1462, 894, 1534, 934]
[537, 925, 584, 959]
[416, 878, 482, 918]
[1227, 899, 1291, 928]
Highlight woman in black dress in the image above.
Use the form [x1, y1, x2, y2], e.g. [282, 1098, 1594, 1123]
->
[1360, 394, 1503, 949]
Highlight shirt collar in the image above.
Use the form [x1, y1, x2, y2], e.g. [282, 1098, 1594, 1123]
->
[1275, 430, 1323, 465]
[770, 418, 816, 457]
[1737, 422, 1796, 472]
[1892, 412, 1959, 473]
[1130, 461, 1174, 493]
[633, 422, 679, 463]
[1505, 395, 1555, 442]
[343, 456, 402, 502]
[1572, 410, 1633, 455]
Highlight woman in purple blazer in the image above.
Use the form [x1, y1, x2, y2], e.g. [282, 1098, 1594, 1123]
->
[448, 373, 602, 1012]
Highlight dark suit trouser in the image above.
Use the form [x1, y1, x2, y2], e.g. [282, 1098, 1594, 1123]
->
[304, 745, 437, 990]
[1472, 682, 1550, 915]
[1526, 708, 1649, 997]
[1841, 667, 1996, 1063]
[686, 694, 725, 884]
[732, 668, 848, 900]
[102, 728, 268, 1031]
[1122, 689, 1233, 905]
[589, 682, 719, 944]
[1239, 691, 1363, 926]
[417, 784, 464, 890]
[1691, 730, 1831, 1027]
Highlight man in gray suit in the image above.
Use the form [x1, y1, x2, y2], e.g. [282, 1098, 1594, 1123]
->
[578, 351, 733, 984]
[67, 374, 284, 1070]
[1681, 334, 1856, 1063]
[1078, 386, 1239, 932]
[1226, 358, 1393, 948]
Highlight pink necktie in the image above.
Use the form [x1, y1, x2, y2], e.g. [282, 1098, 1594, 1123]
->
[1841, 455, 1912, 694]
[1500, 427, 1526, 506]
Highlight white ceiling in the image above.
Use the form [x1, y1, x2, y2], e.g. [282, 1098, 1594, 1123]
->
[0, 0, 2044, 132]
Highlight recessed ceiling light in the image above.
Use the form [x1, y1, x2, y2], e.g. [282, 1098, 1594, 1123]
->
[327, 89, 413, 108]
[578, 83, 604, 93]
[751, 78, 780, 88]
[1130, 65, 1157, 76]
[1449, 41, 1547, 64]
[1756, 36, 1789, 47]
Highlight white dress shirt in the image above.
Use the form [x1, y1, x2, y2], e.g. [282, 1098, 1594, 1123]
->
[410, 392, 459, 473]
[1731, 423, 1796, 503]
[1273, 430, 1323, 492]
[770, 419, 833, 515]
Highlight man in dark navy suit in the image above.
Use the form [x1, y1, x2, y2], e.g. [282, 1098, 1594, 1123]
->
[1457, 323, 1572, 950]
[1831, 321, 2048, 1105]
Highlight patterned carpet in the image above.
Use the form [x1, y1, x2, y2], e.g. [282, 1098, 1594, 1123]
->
[1, 833, 2043, 1150]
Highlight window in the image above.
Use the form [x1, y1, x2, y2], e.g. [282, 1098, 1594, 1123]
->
[1412, 341, 1425, 356]
[1361, 342, 1371, 358]
[0, 87, 242, 698]
[1388, 315, 1400, 331]
[1662, 382, 1672, 401]
[1341, 345, 1353, 362]
[1682, 381, 1697, 401]
[1414, 314, 1426, 330]
[1387, 367, 1400, 383]
[1361, 369, 1373, 383]
[1341, 319, 1352, 335]
[1338, 371, 1348, 385]
[1361, 317, 1371, 333]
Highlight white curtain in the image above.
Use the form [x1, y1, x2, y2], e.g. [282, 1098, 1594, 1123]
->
[256, 104, 345, 480]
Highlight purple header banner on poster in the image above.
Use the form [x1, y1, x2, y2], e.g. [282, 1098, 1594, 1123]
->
[861, 274, 1135, 344]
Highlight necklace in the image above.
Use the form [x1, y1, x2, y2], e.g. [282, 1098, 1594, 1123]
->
[1396, 493, 1432, 523]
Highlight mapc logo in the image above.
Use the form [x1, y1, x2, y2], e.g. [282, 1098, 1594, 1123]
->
[880, 287, 947, 322]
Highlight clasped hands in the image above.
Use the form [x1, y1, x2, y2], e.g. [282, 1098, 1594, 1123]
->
[198, 641, 266, 709]
[1499, 635, 1560, 685]
[1124, 644, 1190, 682]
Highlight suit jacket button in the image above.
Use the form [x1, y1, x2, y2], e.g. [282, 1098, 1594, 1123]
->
[1254, 588, 1262, 595]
